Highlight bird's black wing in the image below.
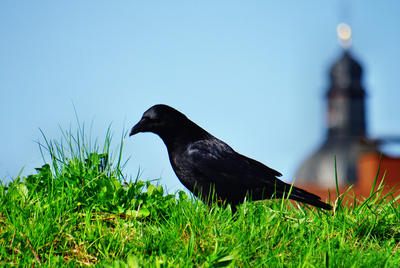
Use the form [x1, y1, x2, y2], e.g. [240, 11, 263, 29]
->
[186, 139, 285, 188]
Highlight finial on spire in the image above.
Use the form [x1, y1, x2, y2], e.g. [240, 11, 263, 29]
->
[337, 23, 352, 50]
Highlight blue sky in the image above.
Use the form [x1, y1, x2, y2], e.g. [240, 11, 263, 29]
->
[1, 1, 400, 192]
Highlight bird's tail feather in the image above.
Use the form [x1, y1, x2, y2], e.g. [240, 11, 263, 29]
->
[279, 185, 333, 210]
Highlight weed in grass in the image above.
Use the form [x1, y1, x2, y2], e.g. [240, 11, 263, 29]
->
[0, 123, 400, 267]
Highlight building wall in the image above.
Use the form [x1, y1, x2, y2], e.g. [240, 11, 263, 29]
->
[295, 153, 400, 207]
[357, 152, 400, 197]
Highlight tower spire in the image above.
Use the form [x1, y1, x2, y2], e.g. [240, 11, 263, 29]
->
[327, 51, 366, 137]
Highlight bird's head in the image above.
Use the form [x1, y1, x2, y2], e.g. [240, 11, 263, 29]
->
[129, 104, 188, 138]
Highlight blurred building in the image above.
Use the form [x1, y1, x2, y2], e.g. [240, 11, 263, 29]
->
[294, 26, 400, 202]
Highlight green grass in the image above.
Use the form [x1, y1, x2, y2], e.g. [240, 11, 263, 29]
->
[1, 125, 400, 267]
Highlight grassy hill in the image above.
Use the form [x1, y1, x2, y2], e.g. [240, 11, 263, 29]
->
[1, 126, 399, 267]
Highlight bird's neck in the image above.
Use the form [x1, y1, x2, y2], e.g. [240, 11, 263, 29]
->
[160, 124, 209, 153]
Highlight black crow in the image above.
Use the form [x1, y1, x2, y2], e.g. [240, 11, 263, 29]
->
[130, 104, 332, 211]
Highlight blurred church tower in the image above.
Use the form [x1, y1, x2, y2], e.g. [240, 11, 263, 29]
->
[294, 50, 377, 188]
[294, 24, 400, 200]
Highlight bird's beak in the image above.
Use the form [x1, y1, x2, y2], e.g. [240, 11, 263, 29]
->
[129, 118, 145, 137]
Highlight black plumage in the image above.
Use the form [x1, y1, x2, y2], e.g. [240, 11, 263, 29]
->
[130, 104, 332, 211]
